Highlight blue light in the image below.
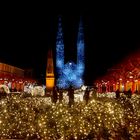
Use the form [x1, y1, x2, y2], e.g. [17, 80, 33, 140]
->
[56, 17, 85, 89]
[56, 17, 64, 74]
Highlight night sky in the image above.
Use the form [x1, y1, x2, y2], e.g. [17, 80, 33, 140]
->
[1, 4, 140, 85]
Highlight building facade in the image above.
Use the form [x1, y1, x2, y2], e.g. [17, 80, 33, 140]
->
[0, 62, 24, 78]
[0, 62, 36, 91]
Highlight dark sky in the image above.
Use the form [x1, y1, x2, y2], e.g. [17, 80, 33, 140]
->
[1, 4, 140, 85]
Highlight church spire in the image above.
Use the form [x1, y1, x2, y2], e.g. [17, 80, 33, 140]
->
[77, 17, 85, 73]
[56, 16, 64, 74]
[77, 17, 84, 44]
[56, 17, 85, 89]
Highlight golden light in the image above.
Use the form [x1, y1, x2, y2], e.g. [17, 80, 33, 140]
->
[46, 78, 55, 89]
[0, 93, 140, 139]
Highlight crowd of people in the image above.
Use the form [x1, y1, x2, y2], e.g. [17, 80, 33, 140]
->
[0, 80, 37, 92]
[51, 85, 91, 107]
[51, 86, 140, 107]
[115, 88, 134, 99]
[1, 81, 139, 107]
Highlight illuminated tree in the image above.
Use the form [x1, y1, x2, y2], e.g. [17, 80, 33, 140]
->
[96, 49, 140, 92]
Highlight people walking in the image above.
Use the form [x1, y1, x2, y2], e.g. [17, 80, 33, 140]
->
[84, 87, 90, 104]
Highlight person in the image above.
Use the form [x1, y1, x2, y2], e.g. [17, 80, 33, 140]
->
[115, 89, 120, 99]
[58, 89, 63, 103]
[68, 85, 74, 107]
[127, 88, 132, 98]
[84, 87, 90, 104]
[0, 87, 6, 99]
[52, 86, 58, 103]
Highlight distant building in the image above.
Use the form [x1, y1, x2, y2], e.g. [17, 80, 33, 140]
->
[0, 62, 24, 78]
[0, 62, 36, 91]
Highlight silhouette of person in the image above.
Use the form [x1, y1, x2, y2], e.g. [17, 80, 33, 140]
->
[52, 86, 58, 103]
[0, 87, 6, 99]
[68, 86, 74, 107]
[84, 87, 90, 104]
[127, 88, 132, 98]
[58, 89, 63, 103]
[115, 89, 120, 99]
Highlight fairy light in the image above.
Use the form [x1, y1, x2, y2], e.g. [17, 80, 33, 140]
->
[0, 93, 139, 139]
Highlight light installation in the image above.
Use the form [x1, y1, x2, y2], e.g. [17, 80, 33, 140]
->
[56, 17, 85, 88]
[56, 17, 64, 75]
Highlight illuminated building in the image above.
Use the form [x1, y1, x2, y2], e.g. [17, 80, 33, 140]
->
[46, 49, 55, 90]
[0, 62, 24, 78]
[95, 50, 140, 93]
[56, 17, 85, 89]
[0, 62, 36, 91]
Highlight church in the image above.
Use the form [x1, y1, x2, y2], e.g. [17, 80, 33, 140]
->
[46, 17, 85, 89]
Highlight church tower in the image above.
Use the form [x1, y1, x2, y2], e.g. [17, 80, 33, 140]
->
[56, 17, 85, 88]
[46, 49, 55, 90]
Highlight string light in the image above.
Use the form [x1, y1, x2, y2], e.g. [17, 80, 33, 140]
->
[0, 93, 140, 139]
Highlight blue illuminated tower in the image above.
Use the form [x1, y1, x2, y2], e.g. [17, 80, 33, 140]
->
[56, 17, 85, 89]
[56, 17, 64, 75]
[77, 18, 85, 77]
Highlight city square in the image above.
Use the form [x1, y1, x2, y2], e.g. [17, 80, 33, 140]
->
[0, 5, 140, 140]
